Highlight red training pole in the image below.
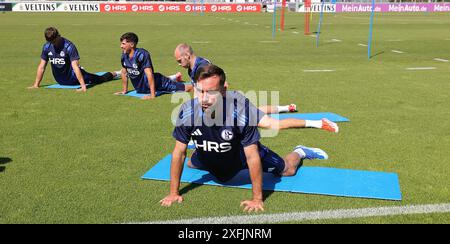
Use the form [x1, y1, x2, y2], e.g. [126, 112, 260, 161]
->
[280, 0, 286, 31]
[305, 0, 311, 35]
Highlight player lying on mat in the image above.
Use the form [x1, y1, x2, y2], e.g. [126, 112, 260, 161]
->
[173, 43, 338, 133]
[30, 27, 120, 92]
[114, 33, 193, 100]
[160, 64, 329, 212]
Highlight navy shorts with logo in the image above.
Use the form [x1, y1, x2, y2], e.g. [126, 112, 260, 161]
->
[155, 72, 185, 94]
[190, 143, 286, 177]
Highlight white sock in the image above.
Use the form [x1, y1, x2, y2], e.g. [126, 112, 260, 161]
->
[294, 147, 306, 159]
[114, 71, 122, 79]
[168, 74, 177, 81]
[305, 120, 323, 129]
[277, 105, 290, 113]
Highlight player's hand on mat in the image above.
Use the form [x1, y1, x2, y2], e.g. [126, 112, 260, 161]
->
[240, 199, 264, 213]
[76, 86, 87, 93]
[159, 194, 183, 207]
[114, 91, 127, 95]
[142, 95, 155, 100]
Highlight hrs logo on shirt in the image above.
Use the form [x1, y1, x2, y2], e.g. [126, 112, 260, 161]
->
[193, 140, 232, 153]
[126, 68, 140, 76]
[49, 58, 66, 65]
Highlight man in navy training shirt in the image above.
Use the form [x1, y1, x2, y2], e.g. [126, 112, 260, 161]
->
[172, 43, 339, 133]
[30, 27, 120, 92]
[160, 64, 329, 212]
[114, 33, 193, 100]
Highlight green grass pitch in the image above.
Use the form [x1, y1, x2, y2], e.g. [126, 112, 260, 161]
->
[0, 11, 449, 223]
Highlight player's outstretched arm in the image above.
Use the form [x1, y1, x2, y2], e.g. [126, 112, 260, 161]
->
[142, 67, 156, 100]
[160, 140, 187, 207]
[71, 60, 87, 92]
[241, 144, 264, 212]
[114, 68, 128, 95]
[29, 59, 47, 89]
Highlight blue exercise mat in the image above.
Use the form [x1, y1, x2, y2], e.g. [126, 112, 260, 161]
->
[45, 72, 115, 89]
[269, 112, 350, 122]
[121, 90, 177, 98]
[45, 84, 92, 89]
[142, 154, 402, 201]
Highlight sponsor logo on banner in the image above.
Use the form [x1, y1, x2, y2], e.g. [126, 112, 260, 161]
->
[101, 4, 128, 12]
[0, 3, 13, 11]
[297, 4, 336, 13]
[58, 3, 99, 12]
[238, 4, 259, 12]
[336, 3, 450, 13]
[13, 3, 58, 12]
[97, 3, 261, 13]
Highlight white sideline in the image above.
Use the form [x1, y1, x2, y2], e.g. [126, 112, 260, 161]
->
[304, 70, 335, 72]
[358, 43, 368, 47]
[391, 50, 405, 54]
[128, 203, 450, 224]
[259, 41, 279, 43]
[434, 58, 448, 62]
[406, 67, 436, 70]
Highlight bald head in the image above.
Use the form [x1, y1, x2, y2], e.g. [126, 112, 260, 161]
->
[174, 43, 195, 69]
[175, 43, 194, 56]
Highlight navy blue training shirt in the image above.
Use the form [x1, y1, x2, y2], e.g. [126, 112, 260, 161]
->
[173, 91, 265, 181]
[188, 57, 211, 84]
[121, 48, 156, 94]
[40, 38, 80, 85]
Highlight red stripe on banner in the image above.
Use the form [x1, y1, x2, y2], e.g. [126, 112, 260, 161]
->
[100, 3, 261, 13]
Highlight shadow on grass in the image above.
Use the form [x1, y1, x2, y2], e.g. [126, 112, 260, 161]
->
[0, 157, 12, 173]
[370, 51, 385, 58]
[180, 182, 276, 202]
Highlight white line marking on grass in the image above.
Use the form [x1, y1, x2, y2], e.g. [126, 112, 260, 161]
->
[358, 43, 368, 47]
[259, 41, 279, 43]
[193, 41, 211, 44]
[434, 58, 448, 62]
[331, 39, 342, 42]
[292, 31, 299, 34]
[265, 26, 270, 29]
[26, 24, 38, 26]
[304, 69, 335, 72]
[391, 50, 405, 54]
[129, 203, 450, 224]
[406, 67, 436, 71]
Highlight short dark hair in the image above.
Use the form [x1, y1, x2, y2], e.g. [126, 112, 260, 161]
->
[194, 64, 226, 87]
[120, 32, 139, 46]
[44, 27, 60, 43]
